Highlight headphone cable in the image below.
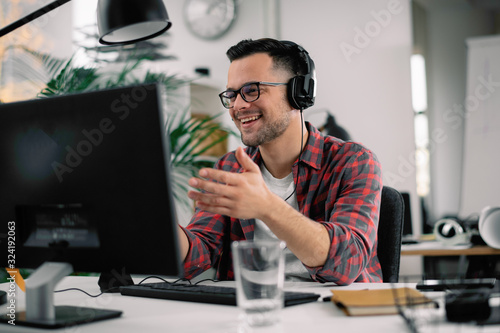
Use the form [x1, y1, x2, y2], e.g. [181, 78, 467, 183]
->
[284, 109, 304, 202]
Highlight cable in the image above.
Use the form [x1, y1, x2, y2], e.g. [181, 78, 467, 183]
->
[193, 278, 219, 285]
[54, 288, 104, 298]
[136, 276, 191, 285]
[54, 276, 197, 298]
[284, 109, 304, 202]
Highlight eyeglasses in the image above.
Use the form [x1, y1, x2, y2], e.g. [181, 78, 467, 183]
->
[218, 81, 288, 109]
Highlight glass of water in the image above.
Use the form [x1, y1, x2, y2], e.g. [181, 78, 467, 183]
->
[232, 240, 286, 327]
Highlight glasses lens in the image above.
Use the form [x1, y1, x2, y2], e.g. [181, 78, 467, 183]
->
[220, 91, 236, 108]
[219, 83, 260, 109]
[241, 83, 260, 102]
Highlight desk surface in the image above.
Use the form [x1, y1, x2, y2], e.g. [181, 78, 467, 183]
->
[401, 242, 500, 256]
[1, 276, 499, 333]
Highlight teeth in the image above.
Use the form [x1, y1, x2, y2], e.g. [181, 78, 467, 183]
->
[240, 116, 261, 123]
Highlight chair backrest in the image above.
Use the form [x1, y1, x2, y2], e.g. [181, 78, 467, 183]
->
[377, 186, 405, 282]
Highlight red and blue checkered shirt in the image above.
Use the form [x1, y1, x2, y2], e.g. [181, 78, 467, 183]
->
[181, 122, 383, 284]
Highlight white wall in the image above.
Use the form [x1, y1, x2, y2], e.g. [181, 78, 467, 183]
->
[421, 1, 494, 222]
[461, 35, 500, 217]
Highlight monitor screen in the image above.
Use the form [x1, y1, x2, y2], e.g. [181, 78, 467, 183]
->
[0, 83, 182, 281]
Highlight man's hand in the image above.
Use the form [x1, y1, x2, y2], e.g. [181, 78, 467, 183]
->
[188, 147, 274, 220]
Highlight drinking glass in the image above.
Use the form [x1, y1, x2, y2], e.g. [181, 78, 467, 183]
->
[232, 240, 286, 327]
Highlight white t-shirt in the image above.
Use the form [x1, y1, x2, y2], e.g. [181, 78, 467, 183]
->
[253, 164, 311, 281]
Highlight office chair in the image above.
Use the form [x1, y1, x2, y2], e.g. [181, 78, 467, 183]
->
[377, 186, 405, 283]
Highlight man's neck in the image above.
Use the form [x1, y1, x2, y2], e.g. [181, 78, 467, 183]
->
[259, 121, 308, 179]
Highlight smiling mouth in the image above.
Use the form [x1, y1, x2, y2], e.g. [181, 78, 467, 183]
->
[240, 115, 262, 124]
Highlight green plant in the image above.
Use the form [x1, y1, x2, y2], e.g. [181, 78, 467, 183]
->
[9, 46, 183, 98]
[168, 109, 233, 208]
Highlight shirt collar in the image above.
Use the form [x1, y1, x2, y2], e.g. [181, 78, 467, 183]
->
[300, 122, 323, 171]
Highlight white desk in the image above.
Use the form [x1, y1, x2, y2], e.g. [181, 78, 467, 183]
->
[0, 276, 499, 333]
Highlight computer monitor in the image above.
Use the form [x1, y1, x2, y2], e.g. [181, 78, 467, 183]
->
[0, 83, 182, 328]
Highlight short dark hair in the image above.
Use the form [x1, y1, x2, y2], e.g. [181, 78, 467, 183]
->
[226, 38, 309, 78]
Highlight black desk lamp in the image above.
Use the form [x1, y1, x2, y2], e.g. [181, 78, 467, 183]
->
[0, 0, 172, 45]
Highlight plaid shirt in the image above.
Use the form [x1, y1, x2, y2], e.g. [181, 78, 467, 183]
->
[181, 122, 383, 285]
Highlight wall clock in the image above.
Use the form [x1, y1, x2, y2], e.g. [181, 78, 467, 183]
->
[183, 0, 237, 40]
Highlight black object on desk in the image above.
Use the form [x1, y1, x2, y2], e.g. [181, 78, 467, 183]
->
[445, 288, 491, 322]
[416, 278, 497, 291]
[120, 283, 321, 307]
[0, 306, 122, 329]
[401, 239, 419, 245]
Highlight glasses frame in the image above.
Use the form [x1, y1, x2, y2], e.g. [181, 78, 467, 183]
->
[218, 81, 288, 109]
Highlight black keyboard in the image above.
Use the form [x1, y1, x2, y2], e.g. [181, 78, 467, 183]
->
[120, 282, 320, 307]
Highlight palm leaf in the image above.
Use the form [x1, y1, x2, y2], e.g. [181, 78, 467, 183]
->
[5, 45, 67, 80]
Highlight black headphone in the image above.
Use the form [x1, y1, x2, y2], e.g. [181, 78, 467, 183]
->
[280, 40, 316, 110]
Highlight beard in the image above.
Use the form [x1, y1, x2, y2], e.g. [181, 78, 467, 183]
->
[240, 108, 292, 147]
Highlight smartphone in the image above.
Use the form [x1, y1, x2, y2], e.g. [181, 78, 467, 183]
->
[416, 278, 497, 291]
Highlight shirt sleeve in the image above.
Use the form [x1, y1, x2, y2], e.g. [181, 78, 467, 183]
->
[305, 147, 383, 284]
[179, 152, 241, 280]
[180, 209, 228, 280]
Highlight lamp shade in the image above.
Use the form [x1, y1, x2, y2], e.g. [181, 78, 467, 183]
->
[97, 0, 172, 45]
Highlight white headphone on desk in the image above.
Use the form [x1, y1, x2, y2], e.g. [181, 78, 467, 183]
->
[433, 218, 471, 246]
[478, 206, 500, 249]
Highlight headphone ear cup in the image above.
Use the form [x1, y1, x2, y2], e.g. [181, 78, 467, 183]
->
[287, 75, 315, 110]
[280, 40, 316, 110]
[287, 76, 303, 110]
[434, 218, 470, 245]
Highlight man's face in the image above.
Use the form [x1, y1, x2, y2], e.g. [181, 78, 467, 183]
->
[226, 53, 293, 147]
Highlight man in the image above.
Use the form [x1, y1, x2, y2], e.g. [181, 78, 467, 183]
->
[178, 38, 383, 284]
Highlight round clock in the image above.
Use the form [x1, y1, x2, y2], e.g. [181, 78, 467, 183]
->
[183, 0, 237, 40]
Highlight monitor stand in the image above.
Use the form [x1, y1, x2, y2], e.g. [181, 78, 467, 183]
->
[0, 262, 122, 329]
